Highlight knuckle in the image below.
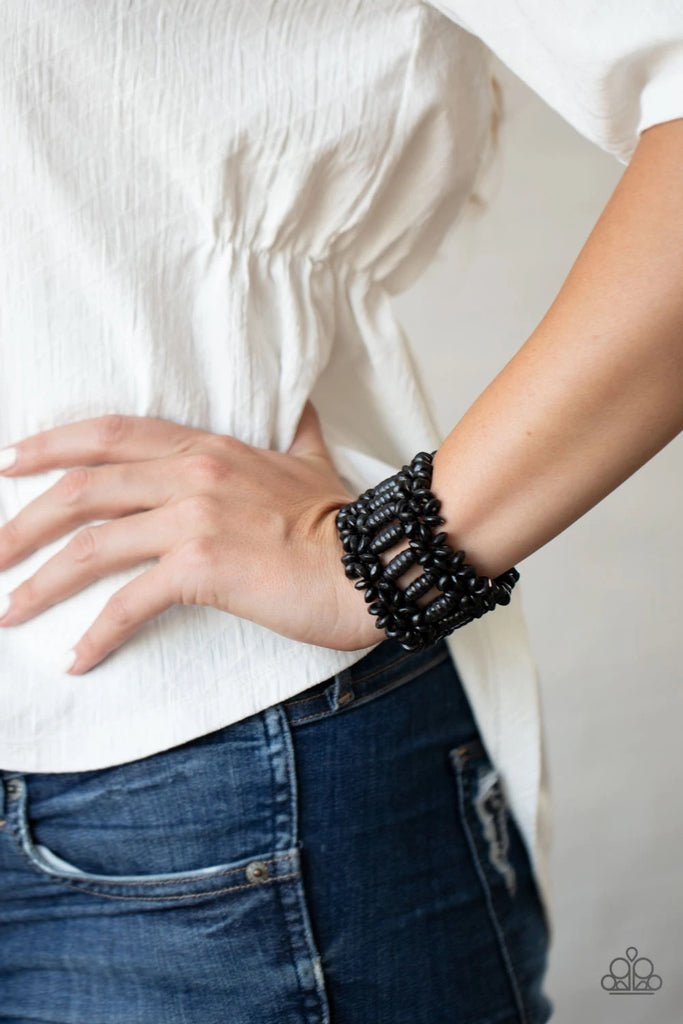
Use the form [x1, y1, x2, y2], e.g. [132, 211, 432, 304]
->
[105, 591, 132, 628]
[179, 534, 215, 570]
[15, 575, 37, 607]
[207, 433, 246, 456]
[96, 413, 128, 448]
[184, 451, 230, 487]
[2, 517, 22, 552]
[69, 526, 98, 563]
[59, 467, 91, 504]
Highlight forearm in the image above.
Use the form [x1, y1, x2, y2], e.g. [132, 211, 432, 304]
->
[429, 117, 683, 581]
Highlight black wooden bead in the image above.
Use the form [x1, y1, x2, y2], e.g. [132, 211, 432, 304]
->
[423, 593, 458, 623]
[369, 521, 406, 554]
[424, 514, 444, 527]
[403, 572, 437, 601]
[382, 548, 417, 582]
[366, 504, 398, 530]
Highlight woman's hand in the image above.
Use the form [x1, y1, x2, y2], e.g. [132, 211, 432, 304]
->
[0, 402, 381, 674]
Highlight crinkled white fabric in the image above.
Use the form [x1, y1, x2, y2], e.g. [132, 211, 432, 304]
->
[1, 0, 682, 940]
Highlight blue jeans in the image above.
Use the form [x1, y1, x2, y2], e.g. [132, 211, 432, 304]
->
[0, 635, 553, 1023]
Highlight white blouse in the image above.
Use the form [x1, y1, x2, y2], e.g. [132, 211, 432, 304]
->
[1, 0, 681, 938]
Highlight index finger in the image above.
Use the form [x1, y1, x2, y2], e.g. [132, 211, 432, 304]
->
[0, 414, 210, 475]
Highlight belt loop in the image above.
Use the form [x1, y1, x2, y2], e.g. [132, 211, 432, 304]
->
[1, 772, 23, 823]
[330, 667, 355, 711]
[1, 772, 24, 811]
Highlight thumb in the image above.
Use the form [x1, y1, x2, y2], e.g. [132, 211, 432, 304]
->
[287, 399, 332, 462]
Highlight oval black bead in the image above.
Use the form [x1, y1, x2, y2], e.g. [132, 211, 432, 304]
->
[369, 521, 406, 554]
[403, 572, 437, 602]
[423, 593, 458, 623]
[382, 547, 417, 582]
[424, 514, 444, 527]
[365, 504, 398, 530]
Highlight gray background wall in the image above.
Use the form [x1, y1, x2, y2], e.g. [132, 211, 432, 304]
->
[392, 58, 683, 1024]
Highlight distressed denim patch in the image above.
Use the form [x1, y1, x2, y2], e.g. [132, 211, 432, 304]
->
[473, 765, 517, 899]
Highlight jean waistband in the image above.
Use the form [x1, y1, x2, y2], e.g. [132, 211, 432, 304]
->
[281, 635, 451, 726]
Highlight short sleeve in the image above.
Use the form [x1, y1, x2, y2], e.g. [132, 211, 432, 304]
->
[425, 0, 683, 164]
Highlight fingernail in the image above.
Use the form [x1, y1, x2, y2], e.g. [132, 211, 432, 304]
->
[55, 648, 78, 674]
[0, 593, 11, 619]
[0, 447, 17, 472]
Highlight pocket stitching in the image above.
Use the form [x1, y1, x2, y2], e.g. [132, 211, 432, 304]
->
[6, 794, 300, 900]
[8, 821, 301, 901]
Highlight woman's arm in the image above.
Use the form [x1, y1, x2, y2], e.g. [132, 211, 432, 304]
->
[426, 117, 683, 582]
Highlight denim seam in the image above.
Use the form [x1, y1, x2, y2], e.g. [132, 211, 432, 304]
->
[269, 706, 332, 1024]
[290, 648, 450, 725]
[261, 706, 298, 855]
[452, 748, 529, 1024]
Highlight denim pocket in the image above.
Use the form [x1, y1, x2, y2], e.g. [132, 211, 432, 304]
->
[1, 714, 303, 903]
[4, 773, 298, 902]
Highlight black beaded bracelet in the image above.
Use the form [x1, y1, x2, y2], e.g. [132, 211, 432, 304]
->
[335, 449, 520, 652]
